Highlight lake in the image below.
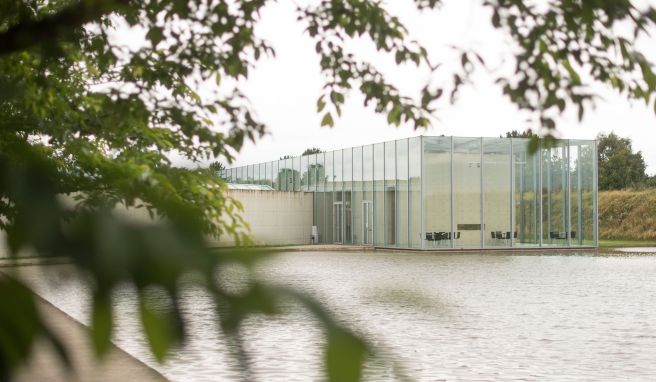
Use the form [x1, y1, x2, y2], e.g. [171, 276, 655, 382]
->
[15, 250, 656, 381]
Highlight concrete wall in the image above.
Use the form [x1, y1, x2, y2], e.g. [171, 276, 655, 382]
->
[212, 190, 314, 246]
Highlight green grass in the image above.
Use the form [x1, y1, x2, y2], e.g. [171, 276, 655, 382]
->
[599, 239, 656, 248]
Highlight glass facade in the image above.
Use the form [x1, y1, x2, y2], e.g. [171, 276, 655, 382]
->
[222, 136, 598, 249]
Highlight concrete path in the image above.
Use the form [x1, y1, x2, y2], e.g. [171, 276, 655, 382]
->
[0, 272, 167, 382]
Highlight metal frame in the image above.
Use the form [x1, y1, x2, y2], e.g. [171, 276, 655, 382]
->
[510, 138, 515, 248]
[594, 140, 599, 246]
[420, 136, 425, 250]
[450, 136, 455, 249]
[480, 137, 485, 248]
[566, 142, 571, 247]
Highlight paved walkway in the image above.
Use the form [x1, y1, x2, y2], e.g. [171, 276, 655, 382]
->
[0, 271, 166, 382]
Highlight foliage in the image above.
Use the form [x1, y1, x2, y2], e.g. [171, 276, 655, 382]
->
[209, 161, 226, 172]
[208, 161, 227, 180]
[597, 132, 647, 190]
[503, 129, 536, 138]
[599, 189, 656, 240]
[302, 147, 323, 156]
[1, 0, 656, 380]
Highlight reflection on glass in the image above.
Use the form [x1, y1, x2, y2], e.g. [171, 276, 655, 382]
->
[409, 137, 421, 248]
[423, 137, 451, 248]
[353, 146, 363, 245]
[373, 143, 385, 246]
[483, 138, 511, 248]
[343, 148, 353, 244]
[397, 139, 409, 248]
[513, 139, 540, 246]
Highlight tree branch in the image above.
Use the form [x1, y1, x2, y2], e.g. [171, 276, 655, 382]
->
[0, 0, 130, 56]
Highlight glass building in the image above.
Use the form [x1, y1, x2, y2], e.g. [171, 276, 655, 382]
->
[221, 136, 598, 249]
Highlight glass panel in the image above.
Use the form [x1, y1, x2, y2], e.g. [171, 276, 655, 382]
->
[453, 137, 481, 248]
[237, 167, 243, 184]
[293, 156, 301, 191]
[363, 145, 374, 245]
[308, 154, 317, 191]
[315, 153, 325, 242]
[353, 146, 363, 245]
[272, 161, 279, 190]
[301, 155, 309, 191]
[373, 143, 385, 246]
[334, 150, 343, 199]
[333, 150, 343, 242]
[259, 163, 265, 185]
[409, 137, 422, 248]
[575, 140, 595, 245]
[266, 162, 272, 187]
[542, 141, 568, 246]
[384, 140, 396, 246]
[483, 138, 511, 247]
[333, 202, 343, 243]
[325, 152, 334, 243]
[569, 143, 581, 246]
[513, 139, 540, 246]
[343, 148, 353, 244]
[423, 137, 451, 248]
[397, 139, 409, 248]
[284, 158, 291, 191]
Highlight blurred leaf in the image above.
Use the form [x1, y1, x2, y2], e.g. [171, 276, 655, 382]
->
[321, 112, 334, 127]
[91, 292, 113, 357]
[0, 277, 39, 373]
[326, 326, 367, 382]
[139, 295, 179, 362]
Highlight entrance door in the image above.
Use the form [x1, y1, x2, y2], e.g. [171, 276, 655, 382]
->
[362, 201, 373, 245]
[333, 202, 343, 244]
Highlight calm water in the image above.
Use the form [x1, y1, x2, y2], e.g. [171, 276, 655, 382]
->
[14, 250, 656, 381]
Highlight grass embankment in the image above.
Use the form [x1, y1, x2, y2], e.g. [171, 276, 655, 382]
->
[599, 189, 656, 246]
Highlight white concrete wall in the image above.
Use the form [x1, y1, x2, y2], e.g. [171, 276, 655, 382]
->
[211, 190, 314, 246]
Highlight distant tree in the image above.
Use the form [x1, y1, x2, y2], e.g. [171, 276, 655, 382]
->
[208, 162, 227, 180]
[644, 175, 656, 189]
[302, 147, 323, 156]
[503, 129, 536, 138]
[598, 133, 647, 190]
[279, 155, 293, 160]
[209, 161, 225, 171]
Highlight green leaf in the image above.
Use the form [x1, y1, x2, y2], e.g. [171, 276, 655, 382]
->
[321, 112, 334, 127]
[325, 326, 367, 382]
[146, 27, 164, 47]
[387, 105, 401, 126]
[91, 293, 113, 357]
[563, 59, 581, 85]
[317, 96, 326, 112]
[139, 298, 177, 362]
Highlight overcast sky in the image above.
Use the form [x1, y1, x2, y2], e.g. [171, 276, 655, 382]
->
[201, 1, 656, 174]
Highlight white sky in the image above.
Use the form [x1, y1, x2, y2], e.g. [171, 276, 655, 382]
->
[190, 1, 656, 174]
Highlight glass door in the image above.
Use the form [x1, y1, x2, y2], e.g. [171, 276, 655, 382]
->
[362, 201, 373, 245]
[333, 202, 343, 243]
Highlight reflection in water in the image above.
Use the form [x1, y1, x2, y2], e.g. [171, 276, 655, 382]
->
[15, 251, 656, 381]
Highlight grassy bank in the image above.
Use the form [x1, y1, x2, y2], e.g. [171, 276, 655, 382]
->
[599, 189, 656, 241]
[599, 240, 656, 248]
